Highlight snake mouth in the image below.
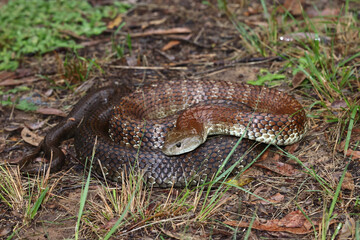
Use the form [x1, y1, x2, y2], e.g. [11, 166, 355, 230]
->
[162, 133, 204, 156]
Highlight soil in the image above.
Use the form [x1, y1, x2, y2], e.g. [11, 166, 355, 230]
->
[1, 0, 359, 239]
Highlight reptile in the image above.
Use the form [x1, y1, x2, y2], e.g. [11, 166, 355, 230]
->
[21, 79, 307, 187]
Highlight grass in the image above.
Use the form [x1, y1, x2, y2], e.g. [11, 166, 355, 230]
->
[0, 0, 131, 71]
[0, 165, 24, 211]
[1, 0, 359, 239]
[0, 86, 38, 111]
[223, 0, 359, 238]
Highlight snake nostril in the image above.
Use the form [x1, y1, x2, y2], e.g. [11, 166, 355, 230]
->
[176, 142, 181, 148]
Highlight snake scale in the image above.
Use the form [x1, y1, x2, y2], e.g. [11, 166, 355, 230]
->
[21, 79, 307, 187]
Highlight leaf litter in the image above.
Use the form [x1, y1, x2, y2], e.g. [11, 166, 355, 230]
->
[0, 0, 359, 239]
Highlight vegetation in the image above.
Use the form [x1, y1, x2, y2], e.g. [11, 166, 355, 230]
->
[0, 0, 359, 239]
[0, 0, 130, 70]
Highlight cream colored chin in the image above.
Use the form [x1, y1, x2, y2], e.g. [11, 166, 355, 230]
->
[162, 136, 203, 156]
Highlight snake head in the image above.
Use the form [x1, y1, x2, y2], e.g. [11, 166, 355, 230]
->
[162, 128, 205, 156]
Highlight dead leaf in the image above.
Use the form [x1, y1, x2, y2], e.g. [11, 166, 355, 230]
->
[5, 156, 23, 164]
[36, 107, 67, 117]
[24, 121, 45, 130]
[251, 192, 285, 205]
[15, 68, 33, 78]
[278, 210, 306, 228]
[227, 176, 255, 187]
[107, 14, 123, 29]
[224, 210, 335, 235]
[4, 123, 23, 132]
[338, 217, 355, 240]
[292, 71, 306, 88]
[330, 100, 348, 109]
[21, 127, 43, 146]
[244, 3, 262, 16]
[285, 142, 300, 153]
[281, 0, 304, 16]
[162, 40, 181, 51]
[341, 172, 355, 191]
[0, 71, 15, 81]
[0, 227, 12, 237]
[44, 88, 53, 97]
[345, 149, 360, 160]
[126, 56, 138, 66]
[306, 7, 340, 18]
[249, 186, 272, 201]
[0, 77, 40, 86]
[224, 218, 312, 234]
[159, 227, 198, 240]
[270, 193, 285, 203]
[255, 161, 301, 177]
[102, 217, 119, 230]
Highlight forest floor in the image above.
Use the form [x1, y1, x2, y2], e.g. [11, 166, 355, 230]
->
[0, 0, 359, 239]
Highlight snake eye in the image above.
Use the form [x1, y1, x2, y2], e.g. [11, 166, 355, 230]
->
[175, 142, 182, 148]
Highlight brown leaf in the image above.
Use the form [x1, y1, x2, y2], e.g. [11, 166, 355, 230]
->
[24, 121, 45, 130]
[306, 7, 340, 18]
[252, 192, 285, 205]
[21, 127, 43, 146]
[5, 156, 23, 164]
[4, 123, 23, 132]
[0, 77, 39, 86]
[338, 217, 355, 239]
[224, 210, 333, 235]
[224, 219, 312, 234]
[0, 226, 12, 237]
[281, 0, 304, 15]
[270, 193, 285, 203]
[278, 210, 306, 228]
[255, 161, 301, 177]
[0, 71, 15, 81]
[341, 172, 355, 191]
[345, 149, 360, 160]
[162, 40, 181, 51]
[126, 56, 138, 66]
[107, 14, 123, 29]
[330, 100, 348, 109]
[285, 142, 300, 153]
[292, 71, 306, 88]
[36, 107, 67, 117]
[244, 4, 262, 16]
[102, 217, 119, 230]
[159, 227, 196, 240]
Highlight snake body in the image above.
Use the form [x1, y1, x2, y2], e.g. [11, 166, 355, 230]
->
[22, 79, 307, 187]
[74, 79, 306, 187]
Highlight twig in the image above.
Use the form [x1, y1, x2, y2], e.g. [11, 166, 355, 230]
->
[108, 65, 188, 70]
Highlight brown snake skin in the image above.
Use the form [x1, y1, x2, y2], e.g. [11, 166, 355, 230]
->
[21, 79, 307, 187]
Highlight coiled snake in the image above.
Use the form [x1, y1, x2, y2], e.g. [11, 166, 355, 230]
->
[21, 79, 307, 187]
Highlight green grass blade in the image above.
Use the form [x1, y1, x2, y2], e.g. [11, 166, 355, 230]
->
[344, 106, 358, 154]
[29, 186, 49, 220]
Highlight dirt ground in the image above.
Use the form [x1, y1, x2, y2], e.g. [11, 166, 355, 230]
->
[1, 0, 360, 239]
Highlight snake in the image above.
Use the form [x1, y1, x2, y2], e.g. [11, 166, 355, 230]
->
[21, 79, 307, 187]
